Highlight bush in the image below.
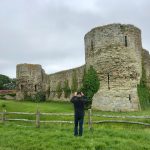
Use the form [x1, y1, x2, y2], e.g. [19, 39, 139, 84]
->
[34, 91, 46, 102]
[7, 93, 16, 97]
[63, 80, 71, 98]
[137, 85, 150, 109]
[137, 61, 150, 110]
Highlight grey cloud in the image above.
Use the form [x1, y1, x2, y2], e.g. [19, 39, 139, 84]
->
[0, 0, 150, 77]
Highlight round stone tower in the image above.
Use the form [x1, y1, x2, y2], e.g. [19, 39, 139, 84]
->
[84, 24, 142, 111]
[16, 64, 48, 100]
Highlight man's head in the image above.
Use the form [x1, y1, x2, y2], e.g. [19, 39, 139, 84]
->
[77, 91, 81, 95]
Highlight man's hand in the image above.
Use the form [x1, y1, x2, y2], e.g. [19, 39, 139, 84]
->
[74, 92, 77, 96]
[81, 92, 84, 96]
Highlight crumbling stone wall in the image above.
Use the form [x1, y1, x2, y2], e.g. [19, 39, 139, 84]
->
[48, 65, 85, 101]
[16, 23, 150, 111]
[84, 24, 142, 111]
[16, 64, 49, 100]
[16, 64, 85, 101]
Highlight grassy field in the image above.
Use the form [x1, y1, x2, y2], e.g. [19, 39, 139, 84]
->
[0, 99, 150, 150]
[0, 99, 73, 113]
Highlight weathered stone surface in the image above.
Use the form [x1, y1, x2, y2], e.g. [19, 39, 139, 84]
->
[16, 64, 49, 100]
[48, 65, 85, 101]
[16, 23, 149, 112]
[84, 24, 142, 111]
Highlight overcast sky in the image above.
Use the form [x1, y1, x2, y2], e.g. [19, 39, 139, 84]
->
[0, 0, 150, 78]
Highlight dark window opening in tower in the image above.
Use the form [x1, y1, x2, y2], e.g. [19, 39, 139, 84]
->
[129, 94, 131, 102]
[108, 73, 110, 90]
[21, 85, 24, 92]
[35, 85, 37, 92]
[91, 40, 94, 50]
[41, 71, 43, 81]
[125, 36, 128, 47]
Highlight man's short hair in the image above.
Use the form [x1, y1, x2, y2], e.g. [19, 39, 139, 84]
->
[77, 91, 81, 95]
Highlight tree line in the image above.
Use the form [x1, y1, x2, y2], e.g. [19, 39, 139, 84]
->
[0, 74, 16, 90]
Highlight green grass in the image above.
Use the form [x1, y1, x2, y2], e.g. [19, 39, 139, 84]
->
[0, 99, 73, 113]
[1, 99, 150, 115]
[0, 99, 150, 150]
[0, 123, 150, 150]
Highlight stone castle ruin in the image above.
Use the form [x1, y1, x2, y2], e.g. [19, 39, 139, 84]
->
[16, 23, 150, 111]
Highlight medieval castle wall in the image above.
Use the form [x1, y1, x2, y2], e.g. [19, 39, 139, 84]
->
[48, 65, 85, 101]
[16, 23, 149, 111]
[84, 24, 142, 111]
[16, 64, 49, 100]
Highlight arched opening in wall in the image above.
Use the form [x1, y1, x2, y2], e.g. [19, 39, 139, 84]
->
[35, 85, 37, 92]
[125, 36, 128, 47]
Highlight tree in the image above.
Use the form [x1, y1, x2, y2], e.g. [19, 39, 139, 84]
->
[0, 74, 11, 90]
[34, 91, 46, 102]
[3, 78, 16, 90]
[63, 80, 71, 98]
[56, 82, 63, 98]
[81, 66, 100, 107]
[71, 70, 78, 93]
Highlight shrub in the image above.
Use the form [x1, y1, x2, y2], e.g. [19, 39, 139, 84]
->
[63, 80, 71, 98]
[7, 93, 16, 97]
[81, 66, 100, 108]
[137, 61, 150, 110]
[137, 84, 150, 109]
[34, 91, 46, 102]
[56, 82, 63, 98]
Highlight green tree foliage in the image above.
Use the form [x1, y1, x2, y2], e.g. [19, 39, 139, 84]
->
[3, 78, 16, 90]
[0, 74, 11, 90]
[71, 70, 78, 93]
[56, 82, 63, 98]
[137, 65, 150, 109]
[81, 66, 100, 106]
[140, 64, 147, 87]
[0, 74, 16, 90]
[63, 80, 71, 98]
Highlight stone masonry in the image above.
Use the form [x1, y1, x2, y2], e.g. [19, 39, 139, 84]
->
[16, 23, 150, 111]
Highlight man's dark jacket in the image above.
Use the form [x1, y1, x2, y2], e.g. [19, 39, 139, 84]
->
[71, 96, 87, 116]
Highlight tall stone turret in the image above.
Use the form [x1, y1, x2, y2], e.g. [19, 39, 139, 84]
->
[84, 24, 142, 111]
[16, 64, 49, 100]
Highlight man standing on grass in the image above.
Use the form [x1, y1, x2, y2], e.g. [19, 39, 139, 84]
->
[70, 91, 87, 136]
